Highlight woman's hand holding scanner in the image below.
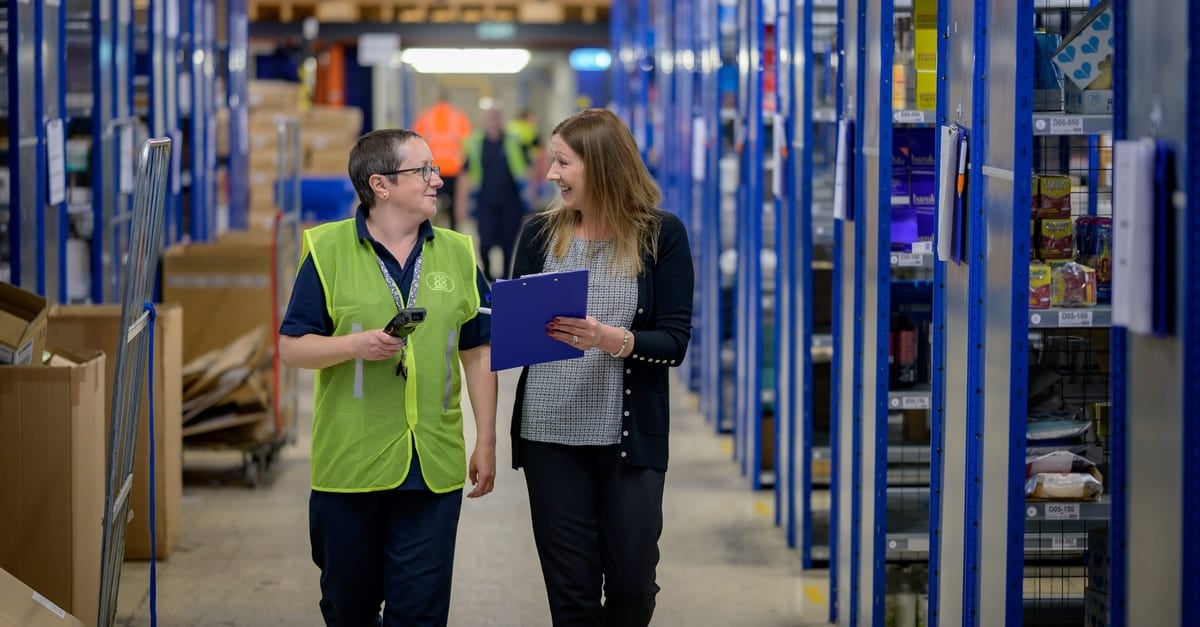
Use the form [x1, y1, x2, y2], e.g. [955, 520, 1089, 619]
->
[357, 329, 406, 361]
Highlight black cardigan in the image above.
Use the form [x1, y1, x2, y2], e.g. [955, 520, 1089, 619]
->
[509, 210, 695, 471]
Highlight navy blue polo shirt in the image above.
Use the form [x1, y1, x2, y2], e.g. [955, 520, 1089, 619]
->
[281, 206, 492, 491]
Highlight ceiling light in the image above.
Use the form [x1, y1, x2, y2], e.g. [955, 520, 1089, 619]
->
[400, 48, 532, 74]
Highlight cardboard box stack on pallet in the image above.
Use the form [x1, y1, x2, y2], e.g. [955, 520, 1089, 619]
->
[301, 104, 362, 177]
[162, 230, 294, 453]
[247, 79, 303, 231]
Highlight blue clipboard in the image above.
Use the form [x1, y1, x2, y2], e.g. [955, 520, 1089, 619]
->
[488, 269, 590, 371]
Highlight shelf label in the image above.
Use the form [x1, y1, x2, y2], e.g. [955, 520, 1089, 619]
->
[1058, 310, 1094, 327]
[902, 395, 931, 410]
[893, 253, 926, 267]
[119, 126, 134, 195]
[911, 241, 934, 254]
[1049, 116, 1086, 135]
[1050, 536, 1081, 550]
[46, 119, 66, 206]
[1043, 502, 1081, 520]
[894, 110, 927, 124]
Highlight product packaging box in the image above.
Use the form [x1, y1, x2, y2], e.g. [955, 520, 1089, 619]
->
[1030, 263, 1052, 309]
[907, 128, 937, 170]
[1038, 218, 1075, 260]
[0, 350, 106, 623]
[1064, 82, 1113, 114]
[1035, 175, 1073, 218]
[1052, 0, 1114, 91]
[0, 282, 48, 366]
[892, 127, 910, 170]
[909, 170, 937, 240]
[891, 171, 912, 207]
[46, 304, 184, 560]
[915, 70, 938, 111]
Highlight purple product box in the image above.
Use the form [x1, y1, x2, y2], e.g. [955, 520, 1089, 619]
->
[892, 127, 910, 169]
[891, 170, 917, 249]
[910, 169, 937, 240]
[908, 128, 936, 170]
[891, 170, 912, 206]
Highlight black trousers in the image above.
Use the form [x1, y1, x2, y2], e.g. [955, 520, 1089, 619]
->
[309, 485, 463, 627]
[521, 439, 667, 627]
[476, 204, 523, 281]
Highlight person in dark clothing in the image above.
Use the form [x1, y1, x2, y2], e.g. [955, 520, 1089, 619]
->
[456, 107, 530, 281]
[508, 108, 695, 627]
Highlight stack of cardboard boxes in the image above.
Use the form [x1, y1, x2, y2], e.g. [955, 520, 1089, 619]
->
[245, 79, 363, 230]
[0, 282, 185, 625]
[247, 80, 304, 231]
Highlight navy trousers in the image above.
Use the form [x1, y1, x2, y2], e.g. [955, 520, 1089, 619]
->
[521, 439, 666, 627]
[309, 481, 463, 627]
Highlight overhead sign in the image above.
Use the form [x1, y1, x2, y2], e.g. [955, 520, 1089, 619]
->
[358, 34, 401, 66]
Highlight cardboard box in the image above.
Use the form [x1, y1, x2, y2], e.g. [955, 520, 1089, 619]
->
[1064, 83, 1113, 115]
[0, 282, 48, 366]
[46, 304, 184, 561]
[247, 80, 301, 111]
[1052, 0, 1114, 90]
[162, 237, 275, 364]
[0, 351, 106, 623]
[0, 567, 87, 627]
[304, 105, 363, 136]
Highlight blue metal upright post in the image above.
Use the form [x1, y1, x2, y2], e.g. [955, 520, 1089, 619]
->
[226, 0, 249, 230]
[89, 0, 117, 303]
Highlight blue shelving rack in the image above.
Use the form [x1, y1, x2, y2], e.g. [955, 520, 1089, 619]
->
[733, 0, 769, 490]
[224, 0, 249, 231]
[4, 0, 54, 297]
[183, 0, 218, 243]
[830, 0, 867, 617]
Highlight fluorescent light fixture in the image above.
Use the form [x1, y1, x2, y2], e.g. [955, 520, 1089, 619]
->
[569, 48, 613, 71]
[400, 48, 532, 74]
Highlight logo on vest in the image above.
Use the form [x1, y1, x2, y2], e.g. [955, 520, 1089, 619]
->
[426, 271, 455, 293]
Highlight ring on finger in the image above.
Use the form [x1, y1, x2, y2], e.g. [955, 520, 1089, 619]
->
[572, 335, 579, 344]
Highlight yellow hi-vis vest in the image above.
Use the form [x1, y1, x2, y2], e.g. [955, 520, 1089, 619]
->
[464, 131, 529, 187]
[301, 219, 481, 493]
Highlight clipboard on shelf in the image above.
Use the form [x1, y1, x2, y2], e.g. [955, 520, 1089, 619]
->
[488, 269, 590, 371]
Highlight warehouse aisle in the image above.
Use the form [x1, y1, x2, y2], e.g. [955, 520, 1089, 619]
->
[115, 369, 829, 626]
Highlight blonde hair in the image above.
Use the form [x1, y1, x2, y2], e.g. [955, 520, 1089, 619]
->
[539, 108, 662, 277]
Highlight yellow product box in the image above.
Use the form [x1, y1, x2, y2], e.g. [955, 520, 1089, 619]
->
[914, 30, 938, 71]
[1038, 218, 1074, 260]
[913, 0, 938, 30]
[1035, 174, 1072, 218]
[1029, 263, 1052, 309]
[916, 70, 938, 111]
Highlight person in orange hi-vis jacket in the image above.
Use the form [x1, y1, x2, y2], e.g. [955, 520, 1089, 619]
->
[413, 92, 473, 232]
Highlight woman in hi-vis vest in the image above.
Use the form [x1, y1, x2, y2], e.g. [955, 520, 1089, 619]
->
[278, 129, 497, 626]
[508, 108, 695, 626]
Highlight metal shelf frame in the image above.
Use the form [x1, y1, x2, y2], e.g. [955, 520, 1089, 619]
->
[5, 0, 54, 297]
[732, 0, 768, 490]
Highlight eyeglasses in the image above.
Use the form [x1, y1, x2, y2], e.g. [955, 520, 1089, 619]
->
[379, 165, 441, 183]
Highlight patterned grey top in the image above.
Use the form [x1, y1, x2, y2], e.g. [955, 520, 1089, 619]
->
[521, 236, 639, 446]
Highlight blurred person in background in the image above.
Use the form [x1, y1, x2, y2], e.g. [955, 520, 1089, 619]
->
[412, 92, 473, 232]
[506, 108, 546, 209]
[457, 106, 529, 281]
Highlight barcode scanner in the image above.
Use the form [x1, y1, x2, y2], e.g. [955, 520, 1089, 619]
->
[384, 307, 427, 339]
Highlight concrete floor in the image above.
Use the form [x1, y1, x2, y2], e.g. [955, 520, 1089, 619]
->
[115, 369, 831, 626]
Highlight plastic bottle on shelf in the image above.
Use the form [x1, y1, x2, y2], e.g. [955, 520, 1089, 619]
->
[891, 313, 920, 389]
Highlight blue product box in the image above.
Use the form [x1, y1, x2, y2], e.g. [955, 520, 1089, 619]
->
[910, 169, 937, 240]
[892, 127, 910, 169]
[891, 205, 919, 250]
[908, 128, 937, 170]
[891, 170, 912, 207]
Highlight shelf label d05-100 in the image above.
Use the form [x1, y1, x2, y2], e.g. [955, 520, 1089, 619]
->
[1042, 502, 1080, 520]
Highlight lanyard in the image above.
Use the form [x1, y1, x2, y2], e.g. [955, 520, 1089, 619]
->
[375, 250, 423, 311]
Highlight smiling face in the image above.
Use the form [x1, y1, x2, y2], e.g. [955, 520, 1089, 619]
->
[546, 134, 587, 211]
[369, 138, 443, 218]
